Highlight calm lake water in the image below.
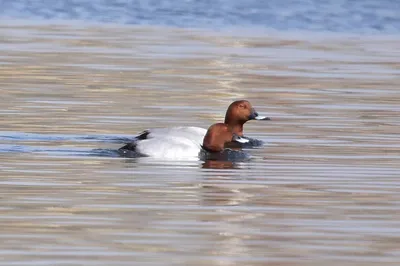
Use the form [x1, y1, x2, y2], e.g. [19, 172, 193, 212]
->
[1, 20, 400, 265]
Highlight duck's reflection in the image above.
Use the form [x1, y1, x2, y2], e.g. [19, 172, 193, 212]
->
[202, 160, 238, 169]
[199, 160, 256, 264]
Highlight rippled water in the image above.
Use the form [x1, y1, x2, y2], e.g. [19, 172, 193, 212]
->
[1, 22, 400, 265]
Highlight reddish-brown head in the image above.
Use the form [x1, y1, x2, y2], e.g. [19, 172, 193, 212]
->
[224, 100, 270, 136]
[224, 100, 253, 125]
[202, 123, 234, 153]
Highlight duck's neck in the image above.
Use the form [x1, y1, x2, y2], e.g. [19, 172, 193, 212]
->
[224, 118, 244, 136]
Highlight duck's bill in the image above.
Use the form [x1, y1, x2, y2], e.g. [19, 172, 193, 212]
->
[254, 116, 271, 121]
[249, 109, 271, 121]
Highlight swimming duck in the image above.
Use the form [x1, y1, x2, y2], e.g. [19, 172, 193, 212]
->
[118, 100, 270, 160]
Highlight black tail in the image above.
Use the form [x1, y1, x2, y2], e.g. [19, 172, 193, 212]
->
[136, 130, 150, 140]
[118, 130, 150, 151]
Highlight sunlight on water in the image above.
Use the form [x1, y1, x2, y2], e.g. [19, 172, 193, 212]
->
[0, 22, 399, 265]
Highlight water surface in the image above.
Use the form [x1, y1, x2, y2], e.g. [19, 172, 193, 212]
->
[0, 23, 400, 265]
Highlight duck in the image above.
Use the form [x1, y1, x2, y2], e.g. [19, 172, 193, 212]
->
[118, 100, 270, 160]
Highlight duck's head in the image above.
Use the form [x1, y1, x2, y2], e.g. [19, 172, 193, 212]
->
[224, 100, 270, 135]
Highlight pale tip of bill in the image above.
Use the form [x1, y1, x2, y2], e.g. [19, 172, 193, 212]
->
[254, 116, 271, 121]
